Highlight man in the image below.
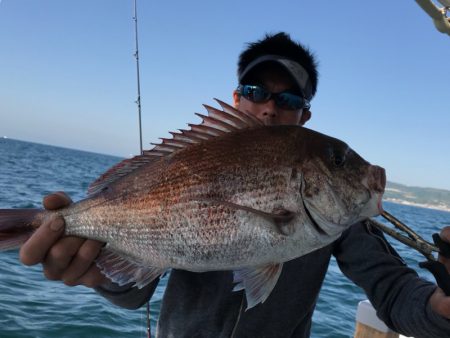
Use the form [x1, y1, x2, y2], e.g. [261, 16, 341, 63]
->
[20, 32, 450, 337]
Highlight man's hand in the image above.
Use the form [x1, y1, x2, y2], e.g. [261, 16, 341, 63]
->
[429, 227, 450, 319]
[438, 227, 450, 274]
[19, 192, 108, 288]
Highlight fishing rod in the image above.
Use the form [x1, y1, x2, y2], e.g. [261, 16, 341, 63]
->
[368, 211, 450, 295]
[133, 0, 144, 156]
[132, 1, 151, 337]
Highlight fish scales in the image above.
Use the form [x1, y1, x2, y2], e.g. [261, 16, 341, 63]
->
[60, 128, 305, 269]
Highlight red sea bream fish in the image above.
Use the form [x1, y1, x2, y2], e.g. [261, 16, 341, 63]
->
[0, 100, 386, 309]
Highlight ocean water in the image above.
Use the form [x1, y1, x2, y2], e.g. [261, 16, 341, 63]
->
[1, 138, 449, 338]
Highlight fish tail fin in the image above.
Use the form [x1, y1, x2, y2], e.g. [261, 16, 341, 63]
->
[0, 209, 43, 251]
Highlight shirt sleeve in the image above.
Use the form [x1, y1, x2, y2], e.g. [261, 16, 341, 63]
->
[333, 221, 450, 338]
[94, 278, 160, 310]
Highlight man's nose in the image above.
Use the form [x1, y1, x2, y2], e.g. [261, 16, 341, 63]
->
[259, 100, 278, 122]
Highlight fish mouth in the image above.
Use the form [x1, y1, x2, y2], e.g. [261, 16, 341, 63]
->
[377, 192, 384, 213]
[359, 191, 384, 218]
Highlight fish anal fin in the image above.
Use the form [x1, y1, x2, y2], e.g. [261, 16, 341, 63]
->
[95, 248, 165, 289]
[233, 263, 283, 310]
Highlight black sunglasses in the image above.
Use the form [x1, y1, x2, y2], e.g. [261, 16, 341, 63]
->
[237, 84, 310, 111]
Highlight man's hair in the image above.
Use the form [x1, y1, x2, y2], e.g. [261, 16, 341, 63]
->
[237, 32, 319, 98]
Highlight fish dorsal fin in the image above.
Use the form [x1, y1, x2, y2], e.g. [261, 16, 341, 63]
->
[96, 247, 166, 288]
[87, 153, 161, 196]
[87, 100, 260, 197]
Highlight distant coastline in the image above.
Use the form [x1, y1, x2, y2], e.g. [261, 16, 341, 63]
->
[384, 183, 450, 214]
[383, 198, 450, 213]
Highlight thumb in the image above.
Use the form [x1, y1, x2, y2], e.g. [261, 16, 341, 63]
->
[43, 192, 73, 210]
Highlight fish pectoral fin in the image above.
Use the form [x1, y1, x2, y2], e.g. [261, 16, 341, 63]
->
[193, 198, 296, 236]
[233, 263, 283, 310]
[95, 248, 166, 289]
[271, 207, 297, 236]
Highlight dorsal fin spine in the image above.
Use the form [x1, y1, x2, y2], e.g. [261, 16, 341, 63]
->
[214, 99, 263, 126]
[159, 138, 190, 148]
[179, 129, 211, 141]
[188, 124, 227, 136]
[203, 104, 249, 128]
[195, 113, 239, 132]
[169, 132, 199, 144]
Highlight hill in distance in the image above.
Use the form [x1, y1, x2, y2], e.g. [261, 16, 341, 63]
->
[384, 181, 450, 212]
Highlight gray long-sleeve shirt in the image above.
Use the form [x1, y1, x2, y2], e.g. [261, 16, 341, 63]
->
[95, 222, 450, 337]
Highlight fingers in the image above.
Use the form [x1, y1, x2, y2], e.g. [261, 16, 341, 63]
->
[24, 191, 109, 288]
[63, 264, 108, 288]
[59, 240, 104, 284]
[43, 191, 73, 210]
[440, 227, 450, 244]
[20, 216, 65, 266]
[42, 238, 106, 287]
[19, 213, 108, 288]
[21, 191, 73, 264]
[42, 236, 87, 279]
[438, 227, 450, 273]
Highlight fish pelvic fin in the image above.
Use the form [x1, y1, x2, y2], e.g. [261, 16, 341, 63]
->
[0, 209, 43, 251]
[87, 100, 261, 197]
[233, 263, 283, 310]
[96, 248, 166, 289]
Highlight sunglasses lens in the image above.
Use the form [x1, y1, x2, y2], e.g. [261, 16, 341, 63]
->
[240, 85, 310, 110]
[241, 85, 270, 103]
[275, 93, 304, 110]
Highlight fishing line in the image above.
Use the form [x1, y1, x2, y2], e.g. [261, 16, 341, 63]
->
[146, 301, 151, 338]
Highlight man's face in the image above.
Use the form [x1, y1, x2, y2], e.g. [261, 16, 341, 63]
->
[233, 67, 311, 126]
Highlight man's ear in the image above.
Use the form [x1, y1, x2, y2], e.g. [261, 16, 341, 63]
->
[299, 110, 311, 126]
[233, 90, 240, 108]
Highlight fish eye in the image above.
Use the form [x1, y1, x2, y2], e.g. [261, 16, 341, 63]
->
[333, 152, 346, 167]
[327, 146, 347, 168]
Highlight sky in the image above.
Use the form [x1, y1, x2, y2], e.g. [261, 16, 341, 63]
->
[0, 0, 449, 190]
